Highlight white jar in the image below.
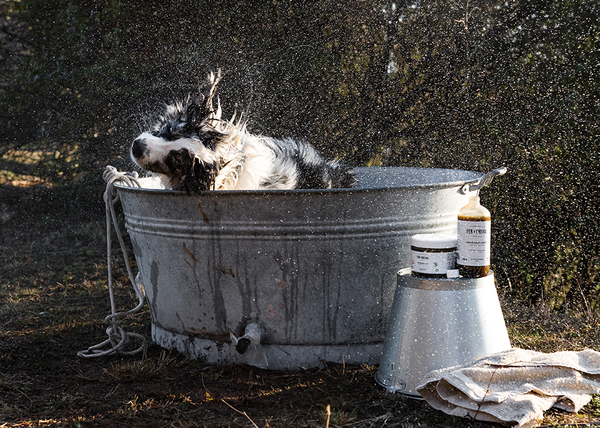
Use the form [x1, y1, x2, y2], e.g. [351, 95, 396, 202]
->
[411, 234, 458, 278]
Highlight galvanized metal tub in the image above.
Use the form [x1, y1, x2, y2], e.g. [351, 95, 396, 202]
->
[116, 166, 483, 369]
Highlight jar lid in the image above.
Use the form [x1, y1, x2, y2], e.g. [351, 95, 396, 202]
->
[411, 233, 457, 249]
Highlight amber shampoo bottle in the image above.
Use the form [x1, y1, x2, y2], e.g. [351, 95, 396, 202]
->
[457, 194, 491, 278]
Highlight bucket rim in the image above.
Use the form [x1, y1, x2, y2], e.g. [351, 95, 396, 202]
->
[398, 268, 495, 290]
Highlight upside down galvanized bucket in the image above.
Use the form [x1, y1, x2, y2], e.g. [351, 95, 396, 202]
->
[375, 269, 511, 397]
[116, 166, 484, 369]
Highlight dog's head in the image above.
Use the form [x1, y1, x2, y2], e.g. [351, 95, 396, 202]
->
[131, 71, 224, 192]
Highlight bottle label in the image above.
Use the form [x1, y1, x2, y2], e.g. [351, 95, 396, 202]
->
[457, 220, 491, 267]
[411, 250, 456, 274]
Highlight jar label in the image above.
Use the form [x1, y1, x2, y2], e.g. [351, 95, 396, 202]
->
[411, 250, 456, 274]
[457, 220, 491, 266]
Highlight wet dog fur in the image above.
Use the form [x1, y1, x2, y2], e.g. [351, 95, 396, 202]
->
[130, 71, 356, 193]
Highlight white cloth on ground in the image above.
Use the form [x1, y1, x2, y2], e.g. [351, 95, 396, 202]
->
[416, 348, 600, 428]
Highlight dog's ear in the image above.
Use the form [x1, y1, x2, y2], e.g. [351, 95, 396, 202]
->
[188, 70, 222, 126]
[165, 148, 194, 177]
[181, 158, 217, 194]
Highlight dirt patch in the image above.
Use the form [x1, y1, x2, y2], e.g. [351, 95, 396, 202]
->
[1, 184, 600, 427]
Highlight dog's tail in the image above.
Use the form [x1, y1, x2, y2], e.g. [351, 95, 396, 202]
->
[328, 161, 357, 188]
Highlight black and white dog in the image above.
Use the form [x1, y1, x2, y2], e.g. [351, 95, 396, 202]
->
[130, 71, 356, 193]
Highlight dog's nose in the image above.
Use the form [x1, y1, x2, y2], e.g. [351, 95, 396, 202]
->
[131, 138, 147, 159]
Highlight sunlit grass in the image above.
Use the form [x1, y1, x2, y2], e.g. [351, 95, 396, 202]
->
[0, 416, 103, 427]
[0, 170, 52, 187]
[503, 300, 600, 353]
[2, 147, 79, 164]
[2, 148, 49, 164]
[1, 145, 81, 187]
[1, 148, 53, 187]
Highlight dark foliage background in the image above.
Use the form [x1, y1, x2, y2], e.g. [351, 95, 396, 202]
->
[1, 0, 599, 308]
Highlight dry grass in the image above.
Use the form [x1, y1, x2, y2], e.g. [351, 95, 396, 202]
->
[102, 353, 174, 384]
[1, 183, 600, 427]
[503, 298, 600, 353]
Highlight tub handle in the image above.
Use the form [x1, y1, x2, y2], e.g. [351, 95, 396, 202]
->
[460, 167, 507, 194]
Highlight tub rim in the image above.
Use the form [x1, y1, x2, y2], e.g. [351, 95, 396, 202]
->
[115, 166, 484, 196]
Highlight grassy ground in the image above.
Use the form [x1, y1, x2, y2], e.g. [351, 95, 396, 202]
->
[1, 183, 600, 427]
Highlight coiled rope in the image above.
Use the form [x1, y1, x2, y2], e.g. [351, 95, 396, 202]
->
[77, 166, 147, 358]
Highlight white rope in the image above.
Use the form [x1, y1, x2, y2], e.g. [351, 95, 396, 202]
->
[78, 166, 147, 358]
